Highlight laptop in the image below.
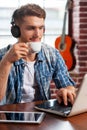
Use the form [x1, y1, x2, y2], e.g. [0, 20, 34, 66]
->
[35, 74, 87, 117]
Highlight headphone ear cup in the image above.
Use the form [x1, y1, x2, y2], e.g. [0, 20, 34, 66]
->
[11, 25, 21, 38]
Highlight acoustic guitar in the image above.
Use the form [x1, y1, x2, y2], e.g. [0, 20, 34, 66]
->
[55, 0, 76, 71]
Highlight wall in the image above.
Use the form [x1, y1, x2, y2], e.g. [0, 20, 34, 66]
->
[72, 0, 87, 86]
[50, 0, 87, 98]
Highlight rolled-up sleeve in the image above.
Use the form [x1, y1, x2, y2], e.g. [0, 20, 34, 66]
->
[52, 50, 76, 88]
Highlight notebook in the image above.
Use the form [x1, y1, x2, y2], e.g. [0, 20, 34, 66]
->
[35, 74, 87, 117]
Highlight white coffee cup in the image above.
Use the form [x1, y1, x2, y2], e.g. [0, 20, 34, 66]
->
[27, 41, 42, 53]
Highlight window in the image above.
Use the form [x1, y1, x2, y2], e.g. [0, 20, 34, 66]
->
[0, 0, 68, 48]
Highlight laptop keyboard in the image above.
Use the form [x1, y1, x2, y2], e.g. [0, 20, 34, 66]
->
[50, 100, 72, 113]
[36, 99, 72, 115]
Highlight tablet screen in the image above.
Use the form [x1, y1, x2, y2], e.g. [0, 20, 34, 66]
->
[0, 111, 46, 124]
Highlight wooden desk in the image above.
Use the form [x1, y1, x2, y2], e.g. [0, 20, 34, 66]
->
[0, 101, 87, 130]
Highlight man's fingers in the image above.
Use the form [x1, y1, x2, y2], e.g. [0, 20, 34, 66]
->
[57, 96, 62, 104]
[56, 89, 68, 105]
[56, 87, 77, 106]
[62, 90, 68, 105]
[67, 91, 76, 105]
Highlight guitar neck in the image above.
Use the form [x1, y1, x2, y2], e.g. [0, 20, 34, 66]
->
[61, 11, 67, 45]
[61, 0, 71, 45]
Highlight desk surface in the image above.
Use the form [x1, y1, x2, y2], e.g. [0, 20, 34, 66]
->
[0, 101, 87, 130]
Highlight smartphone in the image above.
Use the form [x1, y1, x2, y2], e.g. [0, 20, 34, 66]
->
[0, 111, 46, 124]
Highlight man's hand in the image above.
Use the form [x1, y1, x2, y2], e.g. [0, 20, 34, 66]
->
[56, 86, 78, 106]
[4, 42, 28, 64]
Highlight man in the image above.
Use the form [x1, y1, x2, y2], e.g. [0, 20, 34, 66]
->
[0, 4, 76, 106]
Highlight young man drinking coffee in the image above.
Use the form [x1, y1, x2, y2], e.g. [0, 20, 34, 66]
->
[0, 4, 76, 105]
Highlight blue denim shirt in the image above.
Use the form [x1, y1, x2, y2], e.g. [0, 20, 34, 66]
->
[0, 43, 75, 105]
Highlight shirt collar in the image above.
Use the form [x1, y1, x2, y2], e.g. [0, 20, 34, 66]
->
[36, 51, 44, 62]
[14, 59, 25, 66]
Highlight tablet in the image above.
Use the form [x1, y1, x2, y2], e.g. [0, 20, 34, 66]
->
[0, 111, 46, 124]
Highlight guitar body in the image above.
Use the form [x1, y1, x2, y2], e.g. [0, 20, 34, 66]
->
[55, 0, 76, 71]
[55, 35, 75, 71]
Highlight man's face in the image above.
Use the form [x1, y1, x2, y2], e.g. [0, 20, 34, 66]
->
[18, 16, 45, 43]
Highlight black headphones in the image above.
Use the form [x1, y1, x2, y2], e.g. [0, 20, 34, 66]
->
[11, 19, 21, 38]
